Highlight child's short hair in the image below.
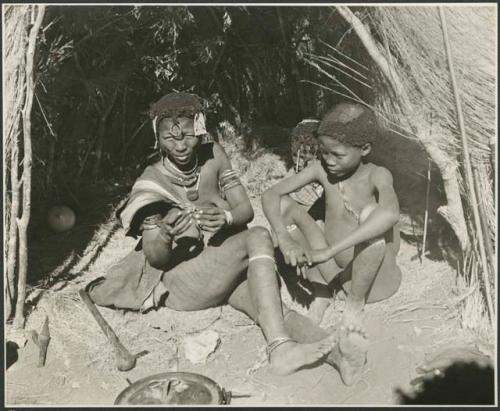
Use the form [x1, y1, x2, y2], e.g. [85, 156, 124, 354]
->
[291, 119, 320, 160]
[149, 92, 204, 122]
[317, 102, 378, 147]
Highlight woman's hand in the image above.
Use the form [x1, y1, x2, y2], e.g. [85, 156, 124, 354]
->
[158, 208, 193, 241]
[193, 206, 227, 234]
[278, 234, 312, 278]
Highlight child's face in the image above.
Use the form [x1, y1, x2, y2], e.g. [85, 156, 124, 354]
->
[317, 135, 370, 177]
[158, 117, 200, 166]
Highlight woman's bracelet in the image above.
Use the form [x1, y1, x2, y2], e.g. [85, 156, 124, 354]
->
[223, 209, 234, 226]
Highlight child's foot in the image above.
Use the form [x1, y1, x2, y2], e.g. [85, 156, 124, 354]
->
[340, 299, 365, 329]
[270, 336, 336, 375]
[307, 297, 332, 324]
[336, 325, 369, 386]
[335, 288, 347, 302]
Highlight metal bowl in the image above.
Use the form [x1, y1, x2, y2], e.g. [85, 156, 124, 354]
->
[114, 372, 230, 405]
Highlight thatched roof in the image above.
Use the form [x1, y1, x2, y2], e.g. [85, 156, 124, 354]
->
[374, 6, 495, 164]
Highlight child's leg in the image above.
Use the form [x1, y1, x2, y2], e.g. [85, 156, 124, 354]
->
[340, 206, 401, 322]
[344, 240, 386, 318]
[279, 196, 343, 323]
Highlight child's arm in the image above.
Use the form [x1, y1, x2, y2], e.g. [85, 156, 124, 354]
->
[262, 162, 321, 267]
[312, 167, 400, 263]
[263, 162, 321, 236]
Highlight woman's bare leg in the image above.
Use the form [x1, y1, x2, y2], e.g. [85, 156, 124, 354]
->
[228, 226, 337, 375]
[229, 284, 368, 384]
[162, 225, 368, 378]
[162, 226, 334, 375]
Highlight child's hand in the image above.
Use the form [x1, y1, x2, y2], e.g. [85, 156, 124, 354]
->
[309, 248, 334, 264]
[278, 235, 312, 277]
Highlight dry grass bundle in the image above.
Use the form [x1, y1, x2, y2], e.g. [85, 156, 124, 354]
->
[375, 6, 495, 163]
[373, 7, 495, 262]
[459, 258, 492, 344]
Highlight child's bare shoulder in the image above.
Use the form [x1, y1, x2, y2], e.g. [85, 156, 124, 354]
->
[367, 163, 395, 185]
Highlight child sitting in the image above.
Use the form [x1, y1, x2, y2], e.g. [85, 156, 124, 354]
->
[262, 102, 402, 325]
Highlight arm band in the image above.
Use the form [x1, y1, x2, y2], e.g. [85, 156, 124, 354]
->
[219, 168, 242, 192]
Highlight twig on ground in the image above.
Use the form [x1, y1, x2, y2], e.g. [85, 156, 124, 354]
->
[184, 306, 223, 335]
[386, 304, 448, 321]
[248, 376, 277, 390]
[15, 393, 51, 398]
[392, 315, 444, 323]
[312, 371, 328, 388]
[445, 285, 478, 308]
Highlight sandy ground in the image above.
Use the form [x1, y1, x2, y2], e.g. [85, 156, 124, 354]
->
[6, 195, 492, 406]
[5, 132, 494, 406]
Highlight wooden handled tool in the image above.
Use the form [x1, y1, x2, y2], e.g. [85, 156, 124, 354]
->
[79, 288, 148, 371]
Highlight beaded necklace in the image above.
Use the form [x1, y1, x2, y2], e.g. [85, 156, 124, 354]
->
[337, 180, 360, 224]
[162, 155, 201, 201]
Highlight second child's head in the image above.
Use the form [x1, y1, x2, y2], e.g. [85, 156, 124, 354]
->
[316, 103, 377, 177]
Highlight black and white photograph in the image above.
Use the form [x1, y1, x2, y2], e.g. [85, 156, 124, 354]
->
[3, 2, 497, 406]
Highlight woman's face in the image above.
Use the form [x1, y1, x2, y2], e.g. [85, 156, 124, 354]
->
[158, 117, 200, 166]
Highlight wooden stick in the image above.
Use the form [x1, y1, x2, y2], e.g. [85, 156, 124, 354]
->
[6, 133, 21, 320]
[14, 5, 46, 329]
[438, 6, 495, 326]
[421, 160, 432, 261]
[79, 288, 147, 371]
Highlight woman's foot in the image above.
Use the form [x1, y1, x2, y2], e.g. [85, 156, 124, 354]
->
[269, 336, 336, 375]
[335, 325, 369, 386]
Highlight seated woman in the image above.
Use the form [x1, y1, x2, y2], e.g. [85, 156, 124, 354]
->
[87, 92, 367, 381]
